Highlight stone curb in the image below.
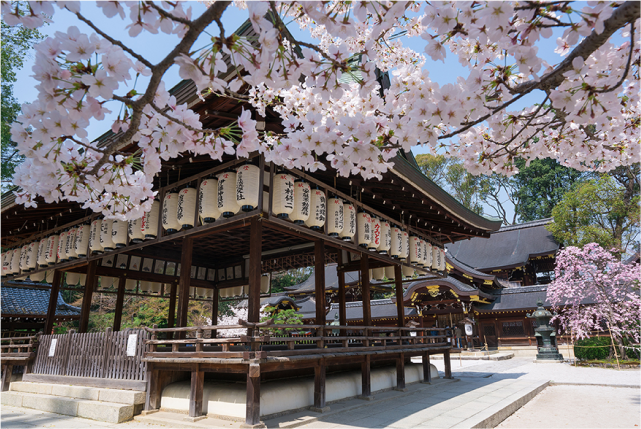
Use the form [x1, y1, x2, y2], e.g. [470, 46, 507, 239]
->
[549, 382, 640, 389]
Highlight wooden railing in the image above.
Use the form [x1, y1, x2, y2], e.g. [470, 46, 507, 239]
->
[1, 334, 40, 391]
[143, 321, 451, 360]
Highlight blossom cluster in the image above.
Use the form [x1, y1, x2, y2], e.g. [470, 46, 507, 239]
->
[547, 243, 641, 344]
[2, 1, 639, 218]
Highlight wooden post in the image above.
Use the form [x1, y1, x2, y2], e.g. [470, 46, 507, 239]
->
[422, 352, 432, 383]
[360, 255, 371, 327]
[248, 218, 263, 324]
[1, 365, 13, 392]
[113, 277, 126, 331]
[189, 364, 205, 418]
[167, 282, 177, 339]
[177, 237, 194, 337]
[312, 360, 329, 412]
[359, 354, 372, 399]
[444, 349, 452, 379]
[211, 287, 219, 338]
[394, 264, 404, 328]
[44, 270, 63, 335]
[337, 250, 347, 326]
[315, 240, 326, 326]
[144, 367, 161, 412]
[245, 363, 261, 426]
[395, 352, 406, 391]
[101, 327, 113, 378]
[79, 261, 98, 333]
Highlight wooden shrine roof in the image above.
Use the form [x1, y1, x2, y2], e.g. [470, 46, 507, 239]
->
[1, 282, 81, 319]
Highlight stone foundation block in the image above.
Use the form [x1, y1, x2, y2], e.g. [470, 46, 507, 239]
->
[99, 388, 145, 405]
[9, 382, 52, 395]
[77, 401, 134, 423]
[1, 392, 24, 407]
[22, 394, 79, 416]
[51, 384, 100, 400]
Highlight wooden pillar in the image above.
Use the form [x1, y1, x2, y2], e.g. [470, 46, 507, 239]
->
[359, 355, 372, 399]
[444, 349, 452, 379]
[1, 365, 13, 392]
[44, 270, 63, 335]
[422, 352, 432, 383]
[337, 251, 347, 326]
[144, 367, 161, 411]
[211, 288, 219, 338]
[248, 218, 263, 324]
[394, 265, 404, 328]
[113, 277, 126, 331]
[177, 237, 194, 335]
[167, 283, 177, 339]
[312, 360, 328, 412]
[315, 240, 326, 326]
[79, 261, 98, 333]
[360, 255, 371, 327]
[189, 365, 204, 418]
[395, 352, 406, 391]
[245, 363, 261, 426]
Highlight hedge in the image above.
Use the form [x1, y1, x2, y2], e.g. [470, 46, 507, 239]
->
[574, 337, 611, 360]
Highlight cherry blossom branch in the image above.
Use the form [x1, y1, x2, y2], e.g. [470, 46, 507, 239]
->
[74, 11, 154, 69]
[149, 101, 222, 137]
[594, 21, 636, 94]
[146, 1, 192, 26]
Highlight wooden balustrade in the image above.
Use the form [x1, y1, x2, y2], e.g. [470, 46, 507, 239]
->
[1, 334, 40, 391]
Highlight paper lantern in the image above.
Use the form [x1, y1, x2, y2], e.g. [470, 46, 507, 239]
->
[305, 188, 326, 231]
[231, 286, 243, 297]
[66, 272, 80, 286]
[402, 265, 415, 278]
[1, 252, 9, 277]
[384, 266, 395, 280]
[189, 286, 196, 297]
[421, 240, 429, 267]
[340, 203, 356, 241]
[176, 187, 198, 229]
[440, 248, 447, 271]
[100, 276, 115, 289]
[369, 216, 381, 251]
[431, 246, 439, 270]
[125, 279, 138, 291]
[142, 200, 160, 240]
[195, 287, 206, 298]
[150, 282, 162, 294]
[377, 221, 391, 254]
[30, 271, 45, 282]
[217, 171, 239, 218]
[45, 235, 58, 266]
[112, 220, 128, 248]
[19, 244, 29, 271]
[10, 248, 21, 274]
[89, 219, 103, 255]
[261, 274, 270, 294]
[204, 288, 213, 299]
[272, 172, 294, 218]
[37, 238, 48, 268]
[66, 227, 78, 260]
[390, 226, 402, 258]
[78, 274, 87, 286]
[140, 281, 152, 293]
[356, 212, 371, 248]
[236, 164, 260, 211]
[327, 198, 344, 237]
[372, 267, 385, 280]
[400, 230, 409, 261]
[75, 224, 90, 258]
[24, 241, 37, 271]
[128, 217, 144, 243]
[162, 192, 181, 233]
[291, 180, 310, 225]
[410, 236, 422, 265]
[45, 270, 54, 283]
[198, 178, 219, 223]
[100, 219, 114, 251]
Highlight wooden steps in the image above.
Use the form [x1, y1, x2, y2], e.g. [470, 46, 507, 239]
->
[2, 381, 145, 423]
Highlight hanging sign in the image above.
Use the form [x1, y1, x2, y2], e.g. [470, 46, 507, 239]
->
[465, 323, 473, 336]
[48, 339, 57, 357]
[126, 334, 138, 356]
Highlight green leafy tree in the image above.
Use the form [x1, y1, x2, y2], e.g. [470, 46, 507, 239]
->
[1, 3, 43, 187]
[269, 268, 312, 293]
[548, 174, 640, 254]
[260, 307, 303, 335]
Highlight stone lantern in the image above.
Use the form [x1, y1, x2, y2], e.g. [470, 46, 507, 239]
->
[527, 300, 564, 362]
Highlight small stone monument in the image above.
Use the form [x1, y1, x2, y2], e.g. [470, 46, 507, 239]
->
[527, 300, 564, 363]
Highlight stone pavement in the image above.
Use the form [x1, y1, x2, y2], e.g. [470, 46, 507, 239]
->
[3, 357, 639, 428]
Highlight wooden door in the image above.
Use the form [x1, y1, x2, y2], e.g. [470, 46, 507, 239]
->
[480, 322, 498, 348]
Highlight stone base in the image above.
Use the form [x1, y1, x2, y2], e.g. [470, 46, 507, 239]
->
[309, 406, 331, 413]
[140, 410, 159, 416]
[393, 387, 408, 392]
[239, 422, 267, 428]
[183, 415, 207, 422]
[534, 359, 564, 363]
[357, 395, 375, 401]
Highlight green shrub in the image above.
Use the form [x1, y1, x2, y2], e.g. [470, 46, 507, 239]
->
[574, 337, 611, 360]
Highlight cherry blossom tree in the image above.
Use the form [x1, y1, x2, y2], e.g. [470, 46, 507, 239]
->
[547, 243, 641, 357]
[210, 303, 268, 337]
[2, 1, 639, 219]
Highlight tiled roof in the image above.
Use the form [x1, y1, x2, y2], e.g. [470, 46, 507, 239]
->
[325, 299, 417, 322]
[1, 284, 81, 318]
[236, 296, 300, 310]
[284, 264, 360, 293]
[447, 255, 495, 280]
[475, 284, 597, 312]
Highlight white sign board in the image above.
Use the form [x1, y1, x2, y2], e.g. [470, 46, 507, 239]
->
[410, 331, 417, 337]
[126, 334, 138, 356]
[48, 339, 57, 357]
[465, 323, 473, 336]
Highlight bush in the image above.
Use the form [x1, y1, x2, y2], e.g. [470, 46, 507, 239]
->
[574, 337, 611, 360]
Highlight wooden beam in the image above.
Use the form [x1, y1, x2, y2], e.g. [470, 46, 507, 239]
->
[315, 240, 326, 326]
[113, 277, 126, 332]
[44, 270, 62, 335]
[361, 255, 371, 327]
[395, 265, 404, 328]
[78, 261, 98, 334]
[177, 237, 194, 335]
[247, 218, 263, 324]
[337, 250, 347, 326]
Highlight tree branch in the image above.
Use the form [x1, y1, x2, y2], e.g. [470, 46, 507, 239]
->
[595, 20, 635, 94]
[146, 2, 192, 27]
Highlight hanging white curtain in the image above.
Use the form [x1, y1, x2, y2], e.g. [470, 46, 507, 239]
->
[142, 200, 160, 239]
[236, 164, 260, 211]
[340, 203, 356, 242]
[327, 198, 344, 237]
[162, 192, 181, 232]
[199, 178, 220, 223]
